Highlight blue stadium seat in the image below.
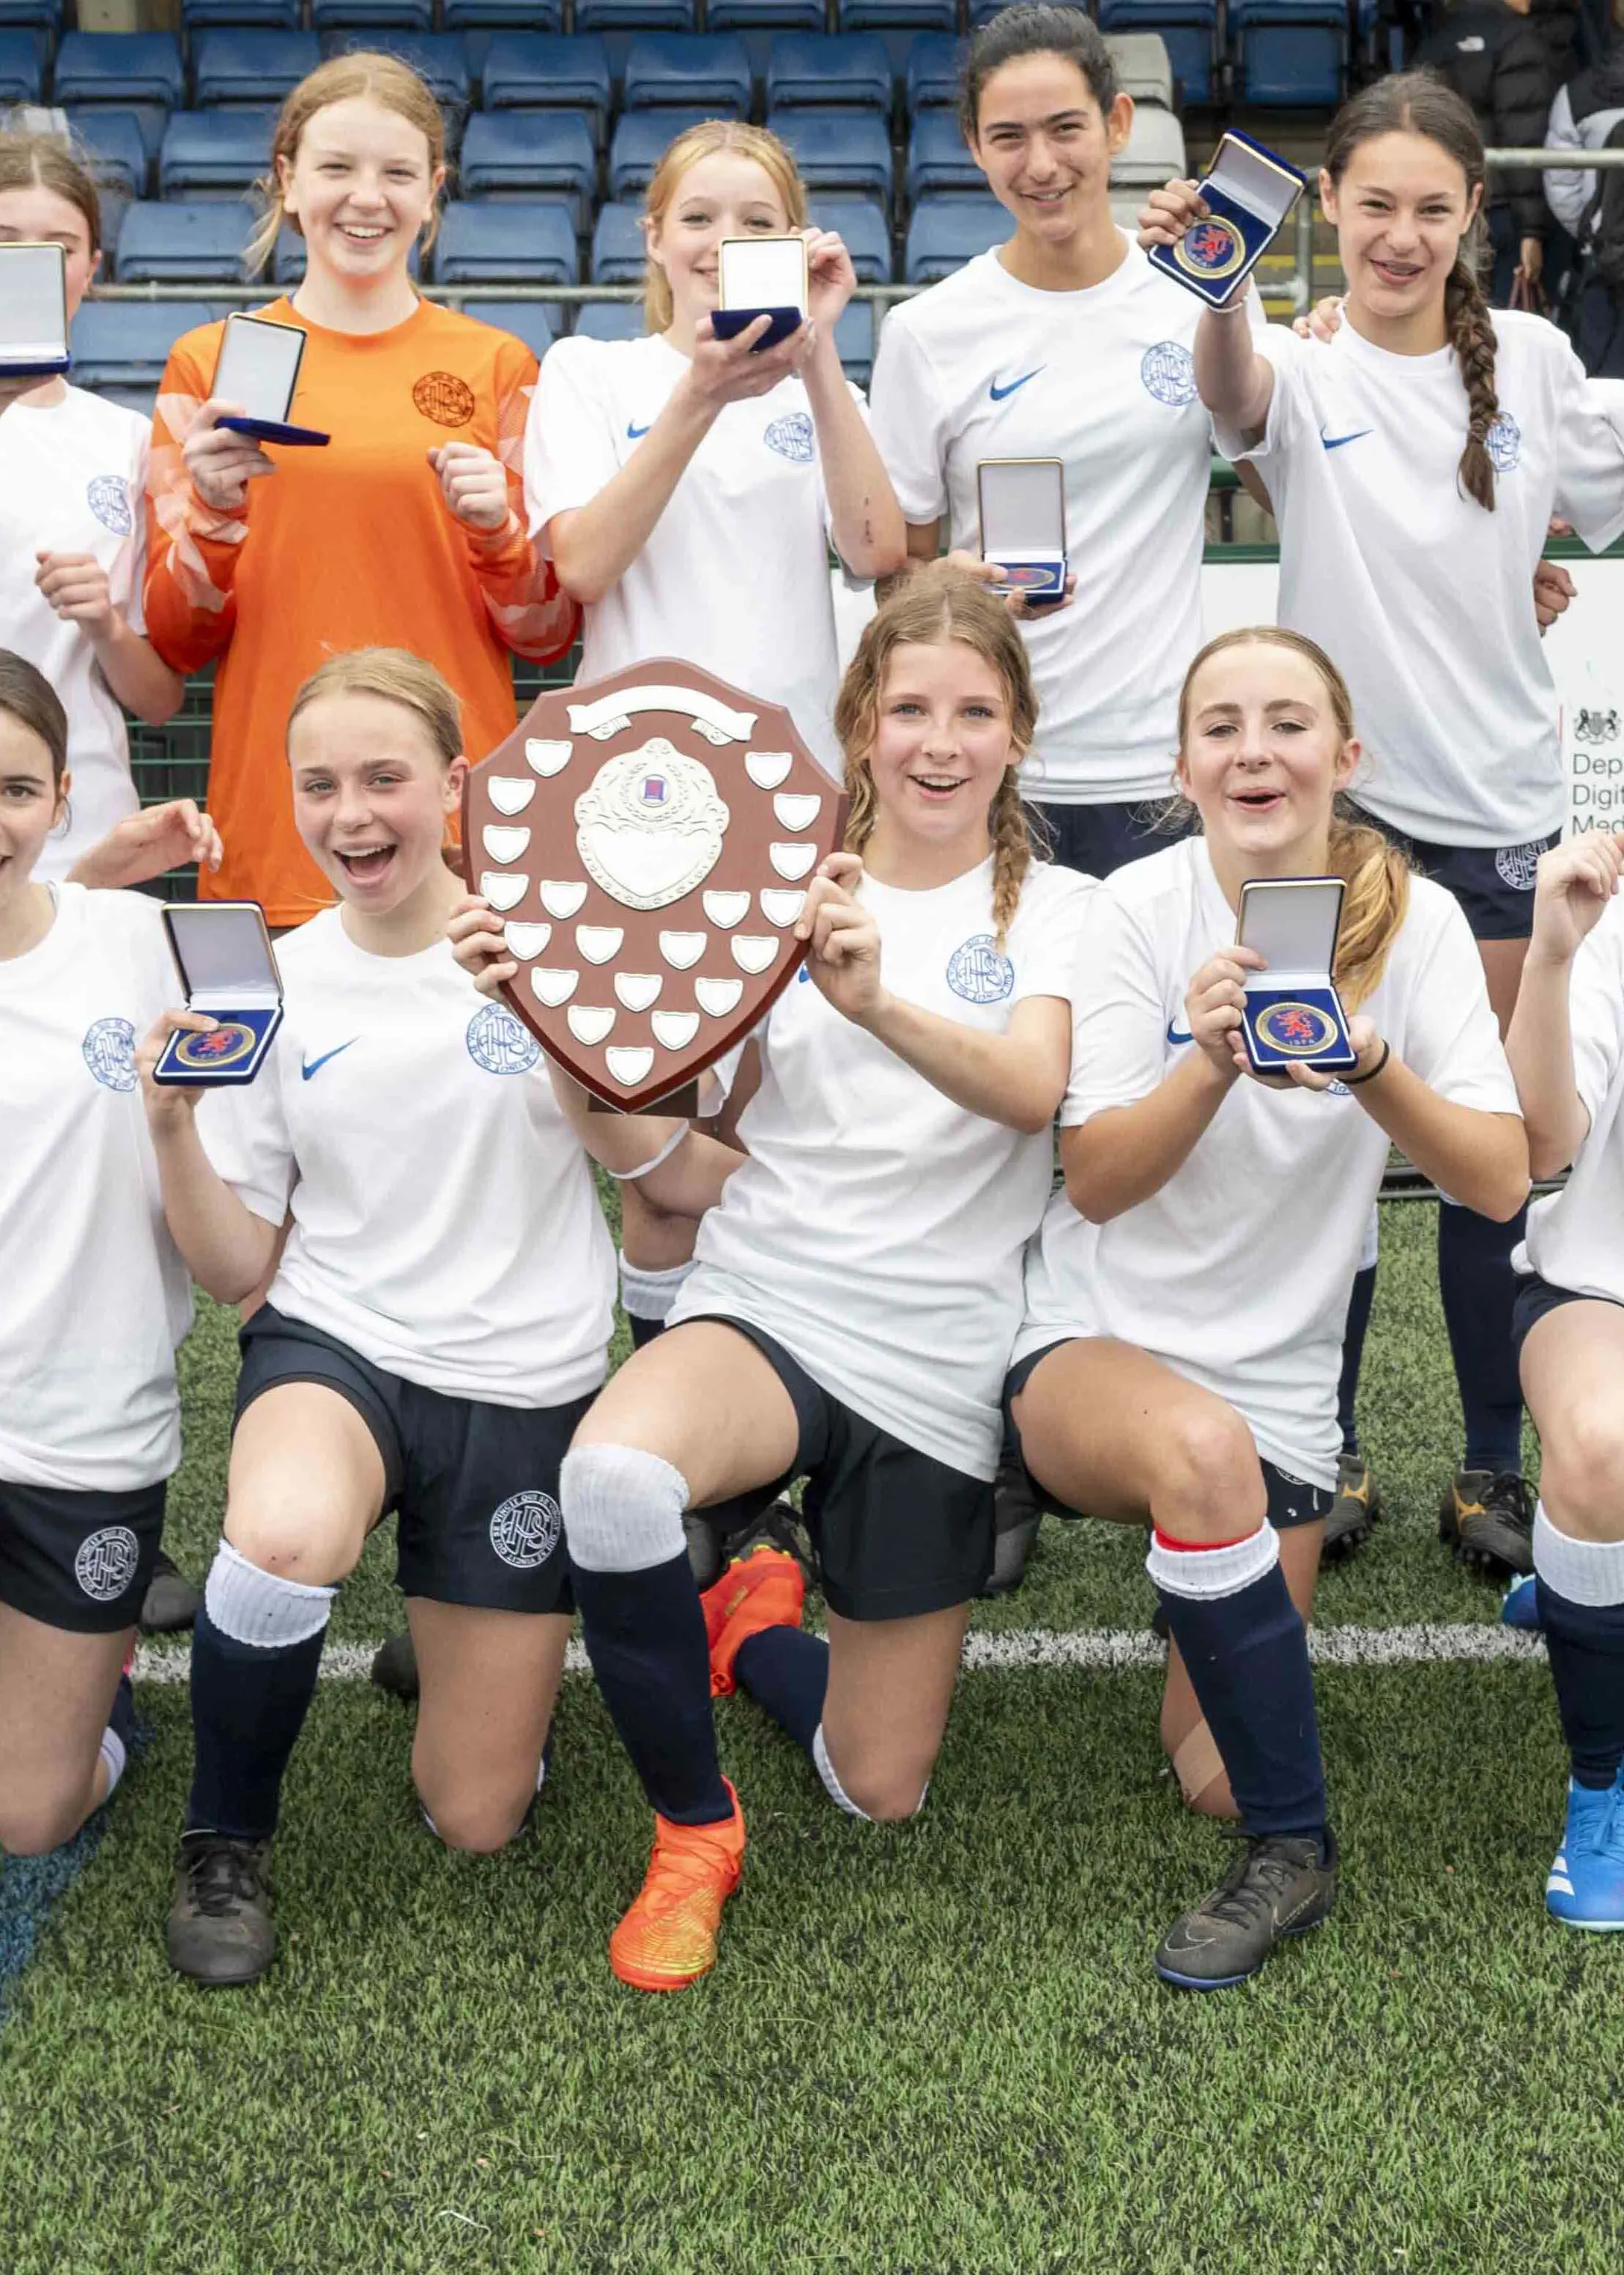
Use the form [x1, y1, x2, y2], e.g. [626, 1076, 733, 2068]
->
[591, 201, 645, 285]
[159, 111, 277, 201]
[905, 32, 963, 110]
[576, 0, 693, 32]
[317, 33, 470, 112]
[838, 0, 955, 30]
[51, 32, 185, 109]
[0, 27, 43, 104]
[458, 112, 595, 227]
[707, 0, 824, 27]
[466, 300, 564, 360]
[623, 33, 751, 114]
[0, 0, 58, 34]
[442, 0, 561, 26]
[66, 108, 151, 201]
[433, 199, 579, 286]
[1095, 0, 1215, 106]
[906, 111, 979, 203]
[766, 109, 894, 204]
[903, 193, 1011, 283]
[309, 0, 434, 31]
[607, 107, 708, 203]
[808, 193, 891, 283]
[1229, 0, 1346, 106]
[481, 34, 612, 142]
[114, 200, 253, 283]
[765, 34, 891, 112]
[192, 30, 320, 108]
[69, 298, 217, 390]
[574, 301, 644, 343]
[182, 0, 300, 27]
[968, 0, 1086, 18]
[834, 300, 874, 386]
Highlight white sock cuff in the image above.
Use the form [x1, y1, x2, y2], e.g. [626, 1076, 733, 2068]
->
[618, 1256, 694, 1324]
[1358, 1204, 1380, 1275]
[560, 1443, 689, 1572]
[812, 1723, 871, 1821]
[98, 1725, 127, 1801]
[205, 1539, 337, 1649]
[1532, 1502, 1624, 1608]
[1146, 1522, 1279, 1603]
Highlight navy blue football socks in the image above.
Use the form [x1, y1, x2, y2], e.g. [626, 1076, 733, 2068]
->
[1438, 1202, 1527, 1476]
[572, 1554, 735, 1826]
[186, 1607, 326, 1841]
[1337, 1262, 1378, 1456]
[734, 1627, 829, 1756]
[1533, 1504, 1624, 1791]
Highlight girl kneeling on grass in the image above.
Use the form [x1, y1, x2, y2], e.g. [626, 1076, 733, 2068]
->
[135, 648, 727, 1988]
[1505, 828, 1624, 1928]
[1006, 627, 1528, 1990]
[454, 570, 1091, 1993]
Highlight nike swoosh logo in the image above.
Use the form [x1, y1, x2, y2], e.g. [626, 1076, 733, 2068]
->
[301, 1040, 357, 1081]
[1166, 1021, 1193, 1046]
[626, 420, 651, 439]
[990, 368, 1044, 402]
[1321, 429, 1373, 451]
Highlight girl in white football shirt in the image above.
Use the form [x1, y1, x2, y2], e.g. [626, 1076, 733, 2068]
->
[1009, 626, 1527, 1989]
[456, 572, 1089, 1994]
[1505, 828, 1624, 1929]
[133, 647, 732, 1989]
[1146, 72, 1624, 1577]
[525, 117, 905, 1395]
[0, 133, 184, 877]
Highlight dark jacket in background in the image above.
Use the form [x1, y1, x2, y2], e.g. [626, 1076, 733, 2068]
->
[1417, 0, 1556, 240]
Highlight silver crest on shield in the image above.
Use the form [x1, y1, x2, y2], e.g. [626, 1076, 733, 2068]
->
[574, 736, 732, 911]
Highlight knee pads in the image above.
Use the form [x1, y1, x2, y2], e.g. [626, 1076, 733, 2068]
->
[560, 1443, 689, 1574]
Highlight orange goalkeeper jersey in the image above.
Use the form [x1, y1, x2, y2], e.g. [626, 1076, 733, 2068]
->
[145, 297, 578, 926]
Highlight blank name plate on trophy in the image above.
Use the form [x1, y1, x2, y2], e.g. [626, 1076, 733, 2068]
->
[461, 660, 842, 1112]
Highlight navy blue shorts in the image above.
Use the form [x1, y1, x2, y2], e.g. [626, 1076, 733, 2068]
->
[1512, 1269, 1624, 1364]
[1027, 796, 1192, 881]
[1346, 801, 1555, 943]
[684, 1316, 995, 1620]
[236, 1306, 587, 1615]
[1002, 1339, 1333, 1531]
[0, 1476, 166, 1633]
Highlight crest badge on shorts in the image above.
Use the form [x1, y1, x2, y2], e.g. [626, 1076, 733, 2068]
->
[462, 661, 844, 1111]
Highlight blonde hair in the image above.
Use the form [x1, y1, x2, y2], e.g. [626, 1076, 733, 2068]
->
[0, 129, 102, 256]
[246, 53, 447, 277]
[834, 568, 1042, 948]
[642, 121, 808, 333]
[1176, 626, 1411, 1011]
[286, 646, 462, 766]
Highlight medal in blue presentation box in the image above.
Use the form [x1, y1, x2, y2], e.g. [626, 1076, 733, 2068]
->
[1236, 876, 1358, 1076]
[1149, 132, 1306, 310]
[0, 242, 72, 380]
[152, 902, 284, 1087]
[212, 311, 330, 448]
[712, 234, 808, 351]
[977, 458, 1067, 608]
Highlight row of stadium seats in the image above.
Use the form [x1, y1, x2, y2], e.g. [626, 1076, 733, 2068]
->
[0, 12, 1352, 116]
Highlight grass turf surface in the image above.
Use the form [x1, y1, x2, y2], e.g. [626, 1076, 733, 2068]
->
[2, 1202, 1622, 2274]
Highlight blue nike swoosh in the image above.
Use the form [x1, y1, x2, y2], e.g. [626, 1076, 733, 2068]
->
[1321, 429, 1373, 451]
[1166, 1021, 1193, 1046]
[626, 420, 651, 439]
[990, 368, 1045, 402]
[301, 1040, 357, 1081]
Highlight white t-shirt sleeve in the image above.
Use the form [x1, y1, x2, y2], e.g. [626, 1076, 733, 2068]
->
[1058, 889, 1169, 1125]
[195, 1066, 297, 1227]
[524, 339, 623, 547]
[1212, 319, 1313, 471]
[867, 312, 953, 526]
[1397, 891, 1521, 1113]
[1012, 868, 1094, 1005]
[1550, 347, 1624, 552]
[1567, 916, 1624, 1134]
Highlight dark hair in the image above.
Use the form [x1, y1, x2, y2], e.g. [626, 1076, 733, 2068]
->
[0, 128, 103, 256]
[0, 650, 70, 788]
[959, 4, 1119, 144]
[1324, 70, 1499, 512]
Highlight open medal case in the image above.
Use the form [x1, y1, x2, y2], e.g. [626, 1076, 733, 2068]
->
[152, 901, 284, 1087]
[1236, 875, 1358, 1076]
[713, 234, 809, 350]
[977, 458, 1068, 606]
[212, 312, 330, 448]
[1149, 130, 1306, 309]
[0, 243, 71, 380]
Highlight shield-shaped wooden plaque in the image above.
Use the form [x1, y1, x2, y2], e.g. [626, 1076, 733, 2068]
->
[461, 660, 842, 1112]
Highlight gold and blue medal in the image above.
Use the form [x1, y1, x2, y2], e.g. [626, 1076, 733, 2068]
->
[172, 1021, 259, 1072]
[1173, 216, 1247, 284]
[1255, 1001, 1338, 1057]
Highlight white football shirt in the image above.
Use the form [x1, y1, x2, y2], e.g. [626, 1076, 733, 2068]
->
[525, 332, 864, 778]
[0, 388, 151, 878]
[870, 238, 1261, 807]
[1015, 839, 1519, 1487]
[198, 909, 615, 1407]
[0, 884, 192, 1491]
[1522, 896, 1624, 1304]
[671, 856, 1093, 1479]
[1220, 314, 1624, 848]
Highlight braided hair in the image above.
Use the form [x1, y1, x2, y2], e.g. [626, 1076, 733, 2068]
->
[1324, 71, 1499, 512]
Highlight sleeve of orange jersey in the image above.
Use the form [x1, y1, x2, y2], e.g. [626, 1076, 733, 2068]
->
[468, 336, 579, 665]
[142, 325, 245, 674]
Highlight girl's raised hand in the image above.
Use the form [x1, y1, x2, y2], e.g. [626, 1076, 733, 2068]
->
[35, 550, 116, 635]
[135, 1008, 214, 1120]
[182, 399, 276, 511]
[428, 441, 511, 533]
[71, 797, 224, 890]
[1292, 296, 1345, 343]
[1184, 946, 1264, 1081]
[447, 894, 516, 998]
[804, 226, 856, 330]
[685, 313, 815, 411]
[1529, 831, 1624, 964]
[1137, 178, 1207, 253]
[795, 851, 882, 1026]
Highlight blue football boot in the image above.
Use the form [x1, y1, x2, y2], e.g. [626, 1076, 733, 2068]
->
[1546, 1772, 1624, 1931]
[1501, 1574, 1541, 1632]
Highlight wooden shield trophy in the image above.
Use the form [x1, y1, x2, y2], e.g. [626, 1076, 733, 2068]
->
[461, 662, 842, 1111]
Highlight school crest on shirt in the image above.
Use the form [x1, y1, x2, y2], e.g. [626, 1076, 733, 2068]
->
[461, 661, 843, 1111]
[1485, 413, 1521, 473]
[412, 371, 476, 427]
[764, 412, 815, 465]
[489, 1489, 562, 1569]
[86, 475, 133, 536]
[82, 1016, 138, 1092]
[465, 1002, 542, 1075]
[1141, 341, 1198, 407]
[946, 933, 1015, 1005]
[75, 1525, 140, 1602]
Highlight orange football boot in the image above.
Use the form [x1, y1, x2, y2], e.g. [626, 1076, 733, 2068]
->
[608, 1780, 746, 1993]
[700, 1545, 806, 1697]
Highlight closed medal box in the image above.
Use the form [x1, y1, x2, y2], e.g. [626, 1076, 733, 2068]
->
[153, 901, 284, 1087]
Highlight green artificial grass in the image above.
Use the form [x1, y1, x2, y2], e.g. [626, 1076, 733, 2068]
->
[2, 1202, 1621, 2275]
